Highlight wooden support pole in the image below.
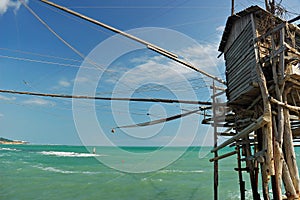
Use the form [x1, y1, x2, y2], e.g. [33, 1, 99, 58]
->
[261, 127, 271, 200]
[265, 0, 270, 12]
[271, 29, 284, 200]
[256, 55, 275, 178]
[283, 108, 300, 196]
[244, 137, 261, 199]
[236, 145, 246, 200]
[231, 0, 235, 16]
[212, 81, 218, 200]
[255, 62, 274, 200]
[273, 140, 284, 200]
[282, 160, 298, 199]
[270, 97, 300, 112]
[273, 116, 284, 200]
[209, 151, 237, 162]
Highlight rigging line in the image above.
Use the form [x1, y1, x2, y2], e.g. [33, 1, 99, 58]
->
[114, 108, 200, 129]
[34, 0, 113, 38]
[21, 1, 214, 106]
[134, 0, 190, 28]
[0, 89, 212, 105]
[39, 0, 226, 85]
[66, 6, 231, 9]
[40, 0, 177, 58]
[27, 0, 203, 99]
[34, 0, 222, 90]
[12, 1, 207, 118]
[0, 47, 82, 63]
[0, 54, 84, 68]
[38, 0, 223, 53]
[19, 0, 105, 71]
[166, 17, 225, 29]
[0, 53, 109, 71]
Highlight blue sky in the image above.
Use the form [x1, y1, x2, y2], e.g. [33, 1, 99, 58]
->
[0, 0, 299, 145]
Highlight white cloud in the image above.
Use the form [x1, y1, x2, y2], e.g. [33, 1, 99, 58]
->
[23, 98, 55, 106]
[59, 80, 71, 87]
[176, 43, 223, 70]
[52, 79, 73, 90]
[73, 76, 91, 83]
[216, 25, 225, 32]
[0, 95, 16, 101]
[0, 113, 4, 118]
[117, 43, 223, 85]
[0, 0, 28, 15]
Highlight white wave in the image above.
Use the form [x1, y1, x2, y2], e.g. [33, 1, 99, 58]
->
[39, 151, 106, 157]
[33, 165, 101, 175]
[227, 190, 253, 199]
[141, 178, 163, 182]
[158, 169, 204, 174]
[0, 147, 21, 151]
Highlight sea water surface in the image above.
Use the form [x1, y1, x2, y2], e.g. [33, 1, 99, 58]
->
[1, 145, 257, 199]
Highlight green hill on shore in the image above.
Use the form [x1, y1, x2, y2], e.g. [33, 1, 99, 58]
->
[0, 137, 28, 144]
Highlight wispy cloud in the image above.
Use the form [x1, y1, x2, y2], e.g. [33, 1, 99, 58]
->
[216, 25, 225, 32]
[59, 80, 71, 87]
[0, 0, 28, 15]
[52, 79, 72, 90]
[0, 94, 16, 101]
[74, 76, 90, 83]
[112, 43, 223, 86]
[23, 98, 55, 106]
[175, 43, 223, 73]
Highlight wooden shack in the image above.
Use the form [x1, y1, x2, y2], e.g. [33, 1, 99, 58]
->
[219, 6, 300, 105]
[212, 5, 300, 200]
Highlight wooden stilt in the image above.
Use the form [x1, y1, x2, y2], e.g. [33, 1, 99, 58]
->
[282, 160, 297, 199]
[212, 81, 218, 200]
[283, 108, 300, 196]
[256, 61, 274, 200]
[237, 145, 246, 200]
[244, 137, 261, 199]
[271, 30, 284, 200]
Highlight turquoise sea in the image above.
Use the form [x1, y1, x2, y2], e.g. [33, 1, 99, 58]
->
[1, 145, 259, 199]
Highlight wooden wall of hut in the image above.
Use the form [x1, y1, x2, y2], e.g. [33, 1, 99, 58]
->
[224, 21, 258, 104]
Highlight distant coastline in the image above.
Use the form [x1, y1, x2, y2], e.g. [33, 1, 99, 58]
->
[0, 137, 28, 145]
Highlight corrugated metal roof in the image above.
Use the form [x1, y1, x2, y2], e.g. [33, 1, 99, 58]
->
[218, 6, 266, 53]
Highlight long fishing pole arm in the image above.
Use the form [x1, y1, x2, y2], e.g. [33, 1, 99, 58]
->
[39, 0, 226, 85]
